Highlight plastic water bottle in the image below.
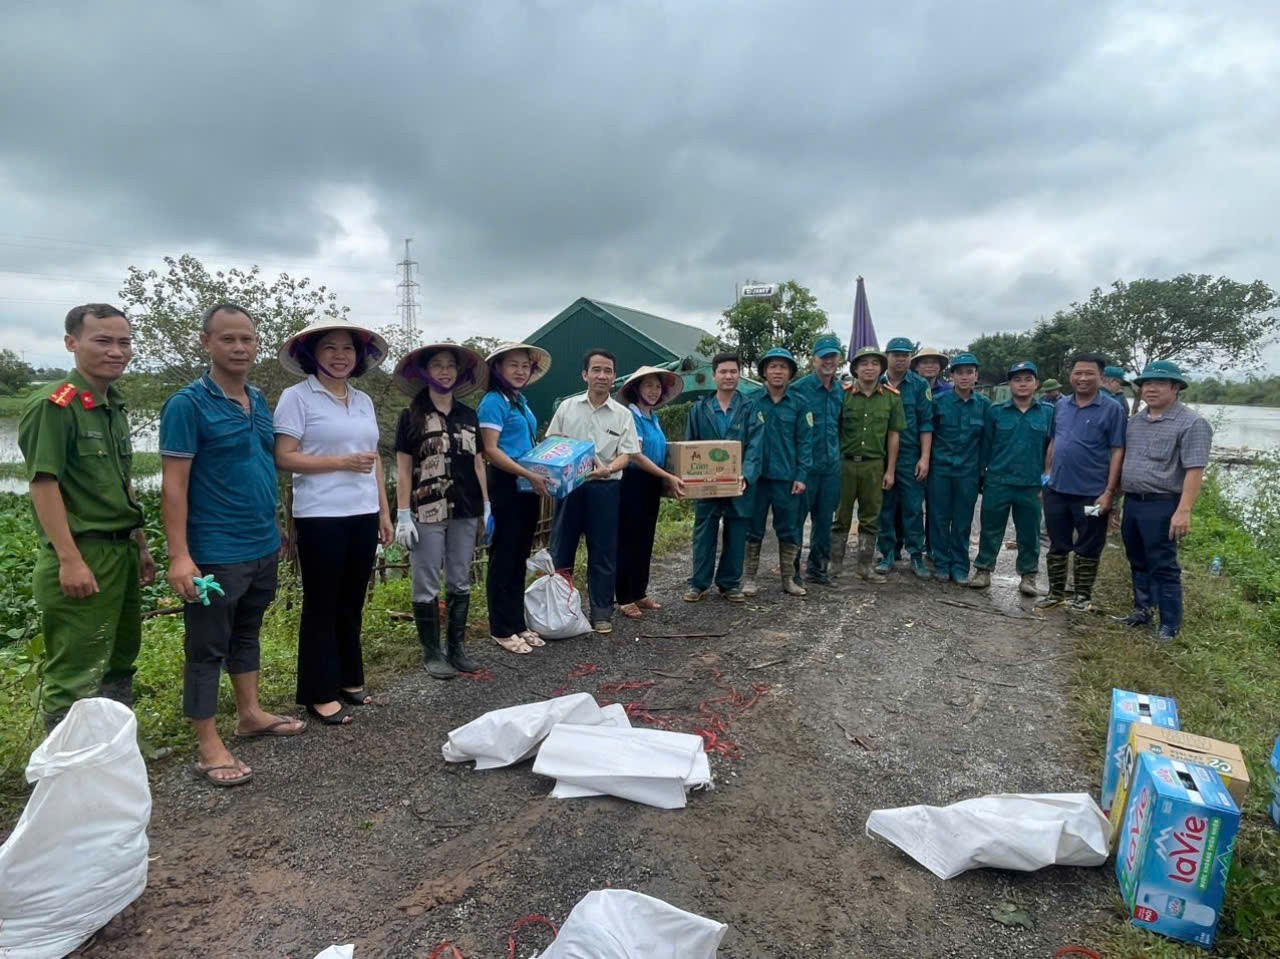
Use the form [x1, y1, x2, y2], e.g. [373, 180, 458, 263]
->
[1210, 556, 1222, 576]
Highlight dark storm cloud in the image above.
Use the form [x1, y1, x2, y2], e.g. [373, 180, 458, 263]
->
[2, 1, 1278, 363]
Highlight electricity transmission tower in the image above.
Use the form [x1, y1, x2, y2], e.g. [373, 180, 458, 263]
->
[396, 238, 420, 343]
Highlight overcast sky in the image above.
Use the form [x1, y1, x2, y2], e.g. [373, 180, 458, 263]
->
[2, 0, 1278, 371]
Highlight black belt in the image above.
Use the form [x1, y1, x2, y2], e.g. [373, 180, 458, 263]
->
[77, 528, 138, 541]
[843, 454, 883, 463]
[1123, 491, 1180, 502]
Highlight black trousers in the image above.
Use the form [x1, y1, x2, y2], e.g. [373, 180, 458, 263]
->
[294, 513, 378, 704]
[486, 468, 540, 637]
[1043, 489, 1108, 560]
[615, 469, 663, 606]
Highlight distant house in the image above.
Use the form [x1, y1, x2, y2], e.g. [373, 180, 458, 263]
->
[522, 297, 715, 420]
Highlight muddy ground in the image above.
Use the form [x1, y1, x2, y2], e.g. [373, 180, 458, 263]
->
[67, 534, 1115, 958]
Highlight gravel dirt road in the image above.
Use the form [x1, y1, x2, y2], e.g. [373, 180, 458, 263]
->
[71, 536, 1115, 958]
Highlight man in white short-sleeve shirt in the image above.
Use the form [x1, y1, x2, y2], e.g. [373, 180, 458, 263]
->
[273, 375, 381, 517]
[546, 349, 641, 633]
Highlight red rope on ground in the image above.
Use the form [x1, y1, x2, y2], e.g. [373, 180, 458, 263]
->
[605, 670, 770, 759]
[506, 913, 559, 959]
[427, 944, 464, 959]
[550, 662, 598, 697]
[1054, 948, 1102, 959]
[597, 679, 655, 697]
[458, 668, 496, 682]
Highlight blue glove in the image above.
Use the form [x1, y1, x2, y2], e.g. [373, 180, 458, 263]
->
[1040, 473, 1051, 487]
[483, 502, 494, 545]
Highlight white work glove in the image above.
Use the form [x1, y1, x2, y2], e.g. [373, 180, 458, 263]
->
[395, 509, 418, 549]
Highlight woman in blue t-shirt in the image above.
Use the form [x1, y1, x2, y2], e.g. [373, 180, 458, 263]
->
[615, 366, 686, 618]
[477, 343, 552, 654]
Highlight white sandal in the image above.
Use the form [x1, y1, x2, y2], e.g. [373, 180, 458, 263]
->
[520, 629, 546, 647]
[493, 634, 532, 654]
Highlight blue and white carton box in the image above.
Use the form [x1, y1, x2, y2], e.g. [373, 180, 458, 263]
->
[1115, 753, 1239, 949]
[1102, 689, 1180, 818]
[1269, 735, 1280, 829]
[517, 438, 597, 498]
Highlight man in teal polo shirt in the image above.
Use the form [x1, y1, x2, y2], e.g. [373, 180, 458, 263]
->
[877, 336, 933, 577]
[160, 303, 303, 787]
[788, 333, 844, 585]
[970, 361, 1055, 596]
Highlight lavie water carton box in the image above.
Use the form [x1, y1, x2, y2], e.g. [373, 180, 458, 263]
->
[1115, 753, 1240, 949]
[1110, 725, 1249, 852]
[517, 438, 597, 498]
[1269, 736, 1280, 829]
[666, 441, 742, 499]
[1102, 689, 1180, 817]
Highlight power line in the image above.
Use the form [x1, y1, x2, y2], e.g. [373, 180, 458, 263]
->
[396, 238, 420, 344]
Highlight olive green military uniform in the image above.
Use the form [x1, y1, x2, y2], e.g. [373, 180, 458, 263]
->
[18, 370, 145, 726]
[833, 385, 905, 552]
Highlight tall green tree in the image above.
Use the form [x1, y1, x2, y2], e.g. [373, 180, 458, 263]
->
[0, 350, 35, 395]
[117, 254, 351, 413]
[1059, 274, 1279, 374]
[707, 280, 830, 371]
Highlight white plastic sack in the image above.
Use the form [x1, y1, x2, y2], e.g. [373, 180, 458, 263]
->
[313, 948, 354, 959]
[533, 724, 709, 809]
[865, 792, 1110, 880]
[0, 698, 151, 958]
[524, 549, 593, 639]
[536, 890, 727, 959]
[441, 693, 605, 768]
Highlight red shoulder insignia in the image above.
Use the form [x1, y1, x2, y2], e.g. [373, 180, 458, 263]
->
[80, 392, 97, 410]
[49, 383, 77, 407]
[880, 383, 900, 396]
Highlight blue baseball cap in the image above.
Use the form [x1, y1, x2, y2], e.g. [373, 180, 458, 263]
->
[812, 333, 843, 358]
[885, 336, 915, 354]
[1007, 360, 1039, 379]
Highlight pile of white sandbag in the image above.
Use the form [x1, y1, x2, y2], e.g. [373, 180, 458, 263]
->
[441, 694, 712, 810]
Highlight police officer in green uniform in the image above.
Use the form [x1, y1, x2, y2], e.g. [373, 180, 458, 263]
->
[831, 347, 905, 583]
[18, 304, 156, 731]
[877, 336, 933, 577]
[787, 333, 844, 585]
[970, 361, 1054, 596]
[743, 347, 813, 598]
[683, 352, 762, 603]
[926, 353, 989, 583]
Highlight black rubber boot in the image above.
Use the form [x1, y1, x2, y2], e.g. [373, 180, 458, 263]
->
[97, 676, 135, 707]
[414, 600, 456, 679]
[1070, 557, 1101, 611]
[445, 592, 479, 673]
[1036, 553, 1069, 608]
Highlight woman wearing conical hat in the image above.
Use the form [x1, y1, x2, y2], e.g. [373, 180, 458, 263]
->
[392, 342, 489, 680]
[476, 343, 553, 654]
[613, 366, 686, 618]
[274, 317, 393, 726]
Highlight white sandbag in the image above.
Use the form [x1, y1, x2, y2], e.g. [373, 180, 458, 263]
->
[313, 947, 354, 959]
[533, 724, 707, 809]
[524, 549, 593, 639]
[441, 693, 605, 769]
[865, 792, 1110, 880]
[536, 889, 727, 959]
[0, 698, 151, 958]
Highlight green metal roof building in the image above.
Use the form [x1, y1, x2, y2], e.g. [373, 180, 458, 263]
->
[522, 297, 716, 420]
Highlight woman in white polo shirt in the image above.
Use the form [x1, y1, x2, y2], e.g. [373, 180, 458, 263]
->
[274, 318, 394, 726]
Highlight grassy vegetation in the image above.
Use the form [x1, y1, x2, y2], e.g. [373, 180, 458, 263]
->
[0, 396, 28, 417]
[1076, 475, 1280, 957]
[0, 451, 161, 481]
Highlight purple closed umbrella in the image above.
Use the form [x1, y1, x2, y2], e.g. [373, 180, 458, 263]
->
[850, 276, 878, 351]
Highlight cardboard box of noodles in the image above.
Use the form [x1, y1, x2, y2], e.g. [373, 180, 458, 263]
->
[1115, 752, 1239, 949]
[516, 437, 597, 498]
[666, 441, 742, 499]
[1110, 724, 1249, 852]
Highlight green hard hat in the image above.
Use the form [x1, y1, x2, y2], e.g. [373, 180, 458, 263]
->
[885, 336, 915, 354]
[757, 347, 798, 379]
[811, 333, 843, 358]
[1040, 378, 1062, 391]
[1103, 365, 1129, 383]
[1131, 360, 1189, 389]
[849, 345, 888, 373]
[949, 352, 979, 369]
